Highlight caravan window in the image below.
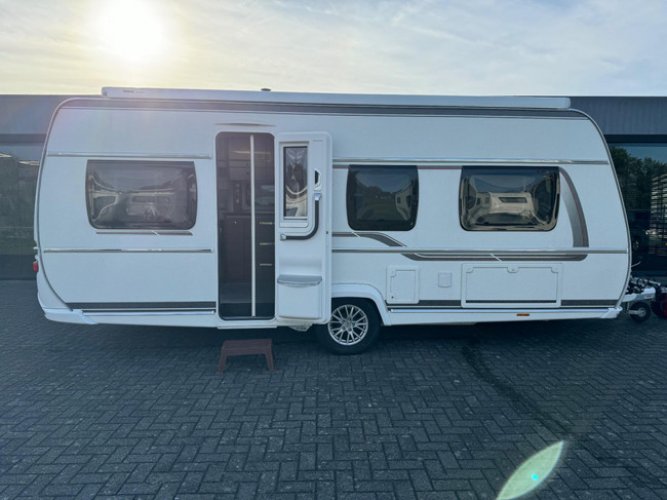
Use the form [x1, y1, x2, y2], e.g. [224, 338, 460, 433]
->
[459, 167, 559, 231]
[86, 160, 197, 230]
[346, 165, 418, 231]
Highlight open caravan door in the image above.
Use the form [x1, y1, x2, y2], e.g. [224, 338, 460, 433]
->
[275, 133, 332, 324]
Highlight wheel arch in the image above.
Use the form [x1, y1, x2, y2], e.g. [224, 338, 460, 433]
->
[331, 283, 390, 326]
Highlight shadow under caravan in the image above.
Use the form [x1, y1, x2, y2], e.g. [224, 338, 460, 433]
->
[216, 133, 275, 319]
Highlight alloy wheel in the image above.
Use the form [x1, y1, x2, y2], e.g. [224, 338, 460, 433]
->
[328, 304, 369, 345]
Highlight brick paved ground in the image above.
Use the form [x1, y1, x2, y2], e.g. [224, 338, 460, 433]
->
[1, 281, 667, 499]
[0, 257, 33, 280]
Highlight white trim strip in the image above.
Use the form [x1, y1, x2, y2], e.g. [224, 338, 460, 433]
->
[44, 248, 213, 253]
[250, 134, 257, 318]
[333, 158, 608, 166]
[389, 307, 618, 314]
[332, 247, 627, 255]
[48, 152, 211, 159]
[95, 230, 193, 236]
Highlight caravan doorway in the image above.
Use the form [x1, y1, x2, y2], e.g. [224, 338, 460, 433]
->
[216, 133, 275, 319]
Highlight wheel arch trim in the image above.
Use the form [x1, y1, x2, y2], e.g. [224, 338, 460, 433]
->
[331, 283, 391, 326]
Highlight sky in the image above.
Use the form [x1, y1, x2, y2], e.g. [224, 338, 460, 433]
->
[0, 0, 666, 96]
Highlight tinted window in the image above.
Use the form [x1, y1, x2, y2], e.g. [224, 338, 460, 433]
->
[86, 160, 197, 229]
[347, 166, 418, 231]
[460, 167, 559, 231]
[609, 144, 667, 270]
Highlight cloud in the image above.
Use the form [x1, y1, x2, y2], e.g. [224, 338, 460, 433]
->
[0, 0, 665, 94]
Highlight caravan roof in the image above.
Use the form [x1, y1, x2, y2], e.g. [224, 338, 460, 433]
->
[101, 87, 571, 111]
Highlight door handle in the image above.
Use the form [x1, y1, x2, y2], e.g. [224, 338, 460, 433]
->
[277, 274, 322, 287]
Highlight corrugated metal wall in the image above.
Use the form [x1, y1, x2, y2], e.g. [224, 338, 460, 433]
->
[571, 97, 667, 137]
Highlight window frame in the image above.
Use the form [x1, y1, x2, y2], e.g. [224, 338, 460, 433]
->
[458, 166, 560, 232]
[346, 164, 419, 232]
[85, 159, 198, 231]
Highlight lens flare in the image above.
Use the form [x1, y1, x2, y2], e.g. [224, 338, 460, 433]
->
[497, 441, 566, 500]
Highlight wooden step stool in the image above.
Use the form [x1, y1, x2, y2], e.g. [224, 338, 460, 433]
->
[218, 338, 275, 372]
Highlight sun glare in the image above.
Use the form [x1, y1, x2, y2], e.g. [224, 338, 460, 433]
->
[95, 0, 165, 64]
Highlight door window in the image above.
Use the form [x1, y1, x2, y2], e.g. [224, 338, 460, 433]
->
[283, 146, 308, 219]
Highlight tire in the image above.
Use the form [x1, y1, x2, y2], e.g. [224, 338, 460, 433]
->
[315, 299, 381, 354]
[629, 302, 651, 323]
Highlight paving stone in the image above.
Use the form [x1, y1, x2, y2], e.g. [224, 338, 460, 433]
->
[1, 281, 667, 498]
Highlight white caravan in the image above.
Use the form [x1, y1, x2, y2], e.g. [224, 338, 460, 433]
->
[34, 88, 631, 353]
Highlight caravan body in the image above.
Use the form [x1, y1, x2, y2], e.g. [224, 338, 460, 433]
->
[34, 88, 630, 352]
